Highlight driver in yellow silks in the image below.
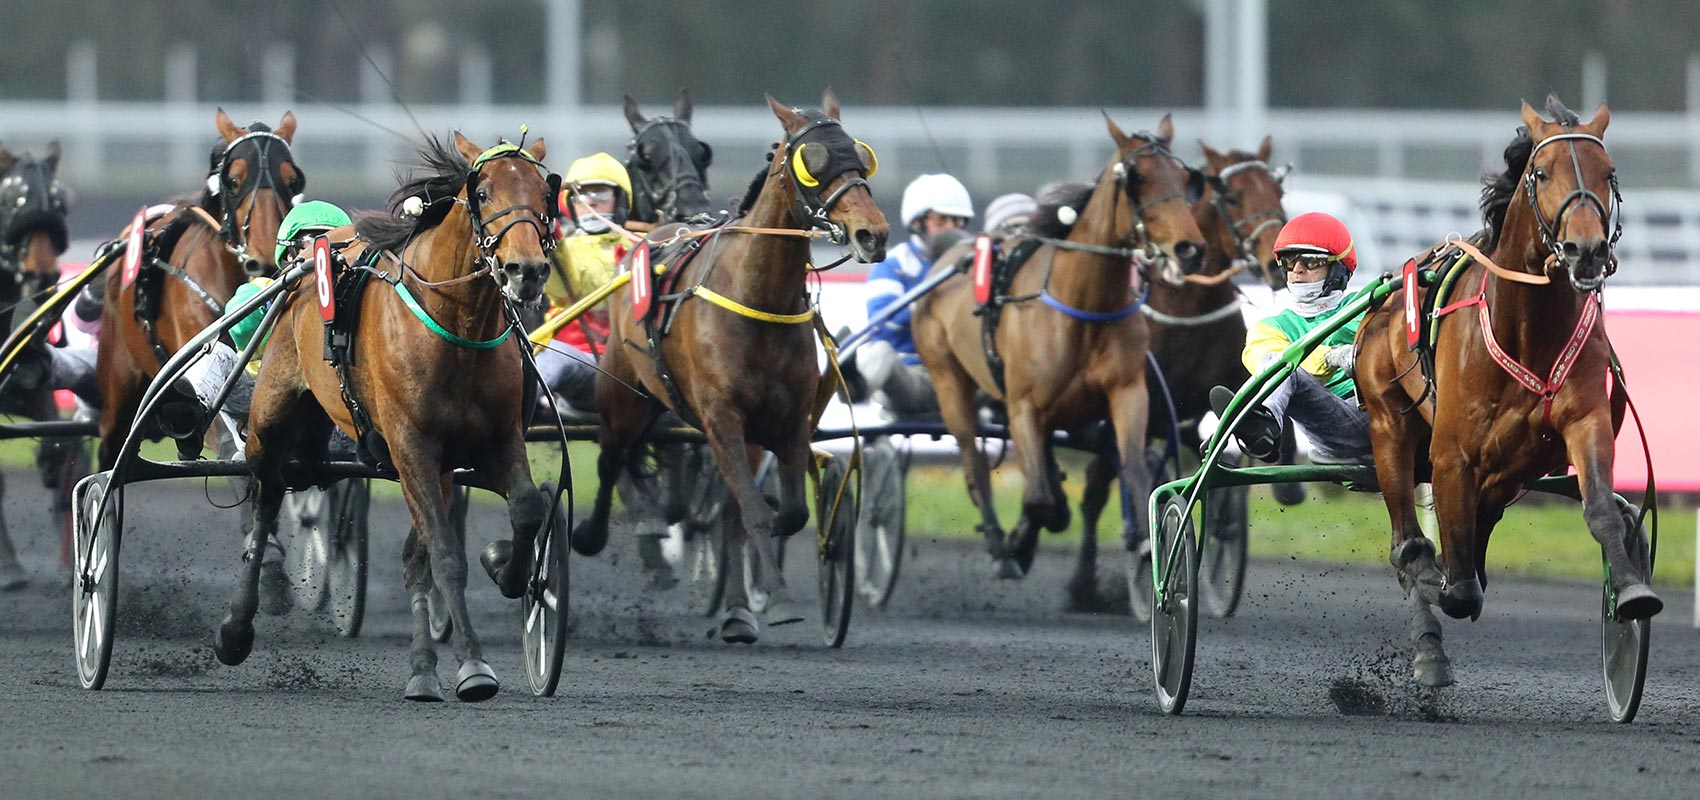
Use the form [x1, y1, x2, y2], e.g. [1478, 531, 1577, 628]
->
[537, 152, 633, 412]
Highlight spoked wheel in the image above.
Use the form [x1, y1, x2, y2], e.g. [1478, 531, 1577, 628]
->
[325, 480, 370, 638]
[1601, 510, 1652, 723]
[71, 473, 120, 690]
[854, 439, 906, 609]
[281, 488, 331, 612]
[816, 453, 856, 648]
[1150, 496, 1199, 715]
[522, 481, 570, 697]
[679, 447, 730, 617]
[428, 485, 470, 642]
[1199, 484, 1249, 618]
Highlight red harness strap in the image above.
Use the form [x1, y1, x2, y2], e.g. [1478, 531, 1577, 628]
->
[1435, 270, 1600, 429]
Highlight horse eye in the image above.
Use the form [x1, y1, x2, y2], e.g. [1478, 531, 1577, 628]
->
[478, 188, 489, 201]
[1532, 168, 1549, 182]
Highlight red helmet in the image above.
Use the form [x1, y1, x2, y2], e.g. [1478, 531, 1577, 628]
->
[1273, 211, 1356, 273]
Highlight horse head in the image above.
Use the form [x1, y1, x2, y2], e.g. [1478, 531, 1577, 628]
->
[1516, 96, 1618, 292]
[211, 109, 303, 277]
[0, 139, 71, 293]
[1198, 135, 1289, 289]
[1105, 113, 1207, 286]
[767, 89, 889, 263]
[453, 132, 555, 306]
[624, 90, 715, 223]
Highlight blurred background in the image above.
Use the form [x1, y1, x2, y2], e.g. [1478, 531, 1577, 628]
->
[6, 0, 1700, 283]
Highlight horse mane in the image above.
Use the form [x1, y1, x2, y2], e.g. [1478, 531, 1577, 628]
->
[355, 134, 470, 252]
[1029, 182, 1094, 239]
[733, 161, 770, 218]
[1480, 97, 1582, 250]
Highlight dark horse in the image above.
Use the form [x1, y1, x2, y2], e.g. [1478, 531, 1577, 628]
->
[913, 114, 1207, 579]
[575, 91, 887, 642]
[1357, 97, 1659, 688]
[1070, 134, 1291, 610]
[0, 140, 74, 589]
[96, 109, 304, 469]
[624, 90, 715, 223]
[218, 133, 553, 702]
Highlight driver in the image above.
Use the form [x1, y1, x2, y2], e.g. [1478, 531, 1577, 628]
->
[534, 152, 633, 413]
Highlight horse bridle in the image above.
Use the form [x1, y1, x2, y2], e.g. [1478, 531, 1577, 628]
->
[1110, 135, 1203, 284]
[1207, 159, 1290, 278]
[0, 156, 70, 281]
[628, 118, 712, 224]
[781, 116, 875, 246]
[460, 144, 561, 282]
[208, 130, 305, 274]
[1523, 131, 1623, 286]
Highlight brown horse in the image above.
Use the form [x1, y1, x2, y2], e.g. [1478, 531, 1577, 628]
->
[913, 114, 1207, 578]
[95, 109, 303, 469]
[1357, 97, 1658, 688]
[215, 133, 553, 703]
[575, 91, 887, 642]
[1070, 135, 1290, 607]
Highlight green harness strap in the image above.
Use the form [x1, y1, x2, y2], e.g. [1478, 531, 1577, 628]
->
[391, 282, 513, 349]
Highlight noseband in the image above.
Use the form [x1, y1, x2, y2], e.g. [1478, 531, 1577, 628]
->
[1524, 131, 1623, 286]
[210, 130, 305, 274]
[1110, 136, 1198, 283]
[780, 117, 872, 246]
[457, 145, 560, 285]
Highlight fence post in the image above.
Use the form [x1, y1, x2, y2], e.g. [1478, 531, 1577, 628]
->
[166, 43, 200, 181]
[360, 47, 395, 187]
[66, 41, 101, 184]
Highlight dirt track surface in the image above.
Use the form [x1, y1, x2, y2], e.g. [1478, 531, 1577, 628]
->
[1, 472, 1698, 799]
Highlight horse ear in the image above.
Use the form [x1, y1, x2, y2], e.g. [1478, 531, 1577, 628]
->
[1256, 135, 1273, 163]
[822, 87, 842, 120]
[674, 89, 693, 124]
[623, 95, 646, 133]
[43, 139, 61, 171]
[767, 94, 802, 129]
[452, 131, 483, 164]
[1587, 102, 1611, 136]
[1156, 113, 1175, 144]
[527, 137, 547, 163]
[0, 144, 15, 175]
[215, 108, 245, 143]
[1102, 111, 1131, 150]
[1197, 139, 1224, 166]
[1519, 99, 1550, 140]
[275, 111, 298, 143]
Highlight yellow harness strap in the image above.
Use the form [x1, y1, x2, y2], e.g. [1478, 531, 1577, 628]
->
[691, 286, 817, 325]
[529, 271, 633, 350]
[808, 316, 861, 552]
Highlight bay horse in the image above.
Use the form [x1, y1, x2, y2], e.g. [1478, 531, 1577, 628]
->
[96, 109, 304, 469]
[216, 133, 554, 703]
[912, 113, 1207, 578]
[1070, 135, 1290, 608]
[0, 140, 74, 589]
[1356, 97, 1658, 688]
[573, 91, 887, 642]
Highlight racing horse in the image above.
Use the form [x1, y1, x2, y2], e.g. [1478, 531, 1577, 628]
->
[1070, 135, 1291, 609]
[0, 140, 74, 588]
[623, 90, 715, 224]
[913, 113, 1207, 578]
[572, 91, 887, 641]
[1356, 97, 1659, 687]
[95, 109, 304, 469]
[216, 133, 554, 702]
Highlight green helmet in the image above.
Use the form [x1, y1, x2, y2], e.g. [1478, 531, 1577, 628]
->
[274, 200, 353, 263]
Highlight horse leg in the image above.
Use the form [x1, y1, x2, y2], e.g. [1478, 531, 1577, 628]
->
[0, 470, 25, 590]
[1067, 451, 1118, 612]
[931, 357, 1004, 563]
[701, 415, 798, 624]
[401, 520, 444, 701]
[1566, 416, 1661, 618]
[772, 426, 812, 539]
[213, 470, 285, 666]
[718, 497, 758, 643]
[477, 431, 548, 598]
[1108, 381, 1154, 562]
[1002, 400, 1055, 578]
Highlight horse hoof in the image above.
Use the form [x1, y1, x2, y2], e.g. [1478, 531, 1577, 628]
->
[763, 593, 804, 626]
[213, 616, 254, 666]
[1272, 481, 1307, 507]
[1614, 584, 1663, 621]
[994, 557, 1026, 580]
[479, 541, 525, 599]
[1437, 577, 1483, 621]
[571, 518, 609, 557]
[1413, 654, 1456, 688]
[455, 659, 500, 702]
[259, 560, 292, 616]
[720, 606, 759, 644]
[404, 671, 445, 702]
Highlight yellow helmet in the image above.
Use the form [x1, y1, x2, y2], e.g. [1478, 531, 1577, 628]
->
[564, 152, 632, 199]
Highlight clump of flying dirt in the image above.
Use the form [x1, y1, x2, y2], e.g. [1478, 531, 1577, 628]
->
[1331, 643, 1459, 722]
[129, 644, 219, 678]
[117, 580, 212, 640]
[267, 654, 326, 690]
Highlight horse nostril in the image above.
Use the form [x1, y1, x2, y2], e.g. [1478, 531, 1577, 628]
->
[1175, 240, 1204, 266]
[1561, 241, 1583, 263]
[854, 228, 884, 257]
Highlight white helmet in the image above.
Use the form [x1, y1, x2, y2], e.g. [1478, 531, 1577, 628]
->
[900, 173, 974, 228]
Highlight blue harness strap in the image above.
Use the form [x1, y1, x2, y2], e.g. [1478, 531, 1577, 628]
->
[1038, 283, 1148, 323]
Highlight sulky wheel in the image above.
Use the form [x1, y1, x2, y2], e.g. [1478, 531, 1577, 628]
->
[1601, 506, 1652, 723]
[681, 449, 731, 618]
[1199, 483, 1250, 618]
[815, 453, 856, 648]
[427, 485, 470, 643]
[522, 481, 571, 697]
[1150, 495, 1199, 715]
[71, 473, 121, 691]
[854, 438, 906, 609]
[280, 488, 331, 612]
[326, 479, 371, 638]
